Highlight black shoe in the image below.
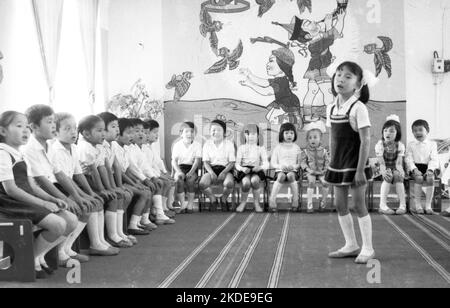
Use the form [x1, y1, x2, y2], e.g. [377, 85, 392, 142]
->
[35, 270, 48, 279]
[41, 265, 54, 275]
[128, 228, 151, 236]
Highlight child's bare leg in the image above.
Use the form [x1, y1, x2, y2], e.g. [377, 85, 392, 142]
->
[186, 174, 197, 210]
[222, 173, 235, 203]
[424, 173, 435, 213]
[237, 176, 251, 212]
[270, 173, 285, 210]
[319, 176, 329, 209]
[176, 174, 187, 210]
[351, 184, 375, 261]
[251, 175, 263, 212]
[35, 215, 66, 270]
[287, 172, 299, 209]
[393, 171, 406, 213]
[307, 175, 316, 211]
[199, 173, 216, 203]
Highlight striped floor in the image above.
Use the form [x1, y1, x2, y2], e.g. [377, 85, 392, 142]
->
[1, 212, 449, 288]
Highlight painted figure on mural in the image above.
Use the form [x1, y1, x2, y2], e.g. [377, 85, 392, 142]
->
[239, 48, 301, 125]
[273, 6, 347, 123]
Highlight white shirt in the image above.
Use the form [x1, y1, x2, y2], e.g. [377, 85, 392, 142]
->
[0, 143, 32, 182]
[405, 139, 439, 172]
[76, 136, 105, 168]
[97, 141, 115, 170]
[236, 144, 269, 170]
[48, 140, 83, 179]
[129, 144, 157, 179]
[202, 139, 236, 167]
[21, 135, 59, 183]
[124, 144, 150, 181]
[375, 141, 406, 158]
[270, 143, 301, 172]
[326, 96, 371, 132]
[111, 141, 130, 173]
[171, 139, 202, 166]
[143, 143, 168, 175]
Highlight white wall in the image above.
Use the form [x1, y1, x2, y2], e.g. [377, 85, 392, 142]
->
[405, 0, 450, 141]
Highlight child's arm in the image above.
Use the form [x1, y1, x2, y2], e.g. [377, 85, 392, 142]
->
[395, 143, 406, 176]
[300, 150, 310, 173]
[2, 180, 59, 212]
[375, 142, 388, 175]
[188, 157, 202, 177]
[235, 146, 244, 172]
[270, 147, 281, 170]
[355, 127, 371, 186]
[429, 142, 440, 173]
[73, 173, 97, 197]
[220, 162, 235, 178]
[405, 143, 419, 174]
[54, 171, 89, 207]
[172, 157, 183, 175]
[293, 148, 301, 172]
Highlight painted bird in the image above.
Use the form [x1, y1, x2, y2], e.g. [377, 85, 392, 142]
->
[200, 8, 223, 56]
[293, 0, 312, 14]
[165, 72, 194, 102]
[256, 0, 276, 17]
[205, 40, 244, 74]
[364, 36, 393, 78]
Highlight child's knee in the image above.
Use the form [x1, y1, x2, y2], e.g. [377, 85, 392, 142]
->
[392, 171, 404, 184]
[224, 180, 234, 190]
[426, 175, 435, 186]
[286, 173, 296, 183]
[276, 173, 286, 183]
[46, 215, 66, 236]
[414, 175, 424, 185]
[64, 211, 78, 233]
[251, 178, 260, 190]
[241, 181, 251, 192]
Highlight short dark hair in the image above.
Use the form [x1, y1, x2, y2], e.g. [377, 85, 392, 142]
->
[180, 121, 196, 134]
[118, 118, 134, 136]
[331, 62, 370, 104]
[279, 122, 297, 143]
[146, 120, 159, 131]
[211, 119, 226, 136]
[97, 112, 118, 129]
[130, 118, 144, 127]
[55, 112, 74, 132]
[0, 111, 24, 143]
[78, 115, 103, 136]
[382, 120, 402, 142]
[25, 104, 54, 127]
[412, 119, 430, 133]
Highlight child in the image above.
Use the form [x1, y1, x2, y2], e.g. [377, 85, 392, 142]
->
[0, 111, 75, 278]
[269, 122, 301, 212]
[21, 105, 81, 267]
[171, 122, 202, 213]
[126, 119, 175, 225]
[442, 207, 450, 217]
[76, 115, 123, 254]
[235, 124, 269, 213]
[300, 125, 330, 213]
[141, 120, 177, 218]
[50, 113, 104, 263]
[405, 119, 439, 215]
[375, 115, 407, 215]
[200, 119, 236, 210]
[97, 112, 136, 246]
[325, 61, 375, 264]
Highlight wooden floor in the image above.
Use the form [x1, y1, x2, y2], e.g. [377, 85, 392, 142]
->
[1, 209, 449, 288]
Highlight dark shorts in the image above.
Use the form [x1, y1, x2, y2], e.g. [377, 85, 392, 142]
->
[411, 164, 434, 181]
[180, 164, 194, 175]
[274, 171, 300, 182]
[235, 167, 266, 182]
[210, 165, 227, 177]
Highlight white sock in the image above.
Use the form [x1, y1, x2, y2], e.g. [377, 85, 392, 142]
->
[162, 196, 169, 211]
[358, 215, 375, 256]
[34, 234, 56, 268]
[177, 193, 187, 209]
[58, 242, 71, 261]
[379, 181, 391, 211]
[97, 211, 110, 247]
[337, 214, 359, 252]
[86, 212, 108, 250]
[105, 211, 122, 243]
[307, 188, 314, 208]
[167, 187, 176, 208]
[129, 215, 141, 230]
[141, 212, 151, 224]
[187, 193, 195, 210]
[116, 210, 128, 240]
[414, 184, 423, 210]
[39, 236, 65, 265]
[239, 192, 249, 207]
[252, 189, 261, 206]
[64, 221, 87, 257]
[270, 181, 282, 206]
[153, 195, 169, 219]
[425, 186, 434, 210]
[395, 183, 407, 209]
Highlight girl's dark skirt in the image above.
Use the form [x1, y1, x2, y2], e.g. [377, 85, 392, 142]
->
[0, 193, 51, 225]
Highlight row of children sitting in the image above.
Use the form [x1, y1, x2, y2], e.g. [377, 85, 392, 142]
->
[0, 105, 176, 279]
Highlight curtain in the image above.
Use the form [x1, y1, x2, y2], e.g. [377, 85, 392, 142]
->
[78, 0, 99, 113]
[31, 0, 64, 106]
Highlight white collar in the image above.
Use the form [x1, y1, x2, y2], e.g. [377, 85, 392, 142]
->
[0, 143, 23, 158]
[27, 134, 51, 152]
[413, 138, 431, 145]
[52, 139, 74, 152]
[334, 95, 359, 111]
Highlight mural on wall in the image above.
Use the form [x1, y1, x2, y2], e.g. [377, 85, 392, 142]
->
[162, 0, 406, 162]
[165, 71, 194, 102]
[0, 51, 3, 84]
[364, 36, 393, 78]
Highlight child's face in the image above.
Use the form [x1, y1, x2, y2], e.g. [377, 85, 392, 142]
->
[412, 125, 428, 142]
[246, 132, 258, 144]
[134, 124, 145, 145]
[283, 130, 295, 143]
[147, 127, 159, 144]
[118, 127, 133, 146]
[181, 127, 195, 143]
[85, 121, 105, 145]
[307, 130, 321, 148]
[383, 126, 397, 143]
[34, 115, 56, 140]
[105, 120, 120, 142]
[57, 117, 78, 145]
[0, 114, 30, 148]
[334, 67, 361, 98]
[210, 124, 224, 142]
[266, 55, 283, 77]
